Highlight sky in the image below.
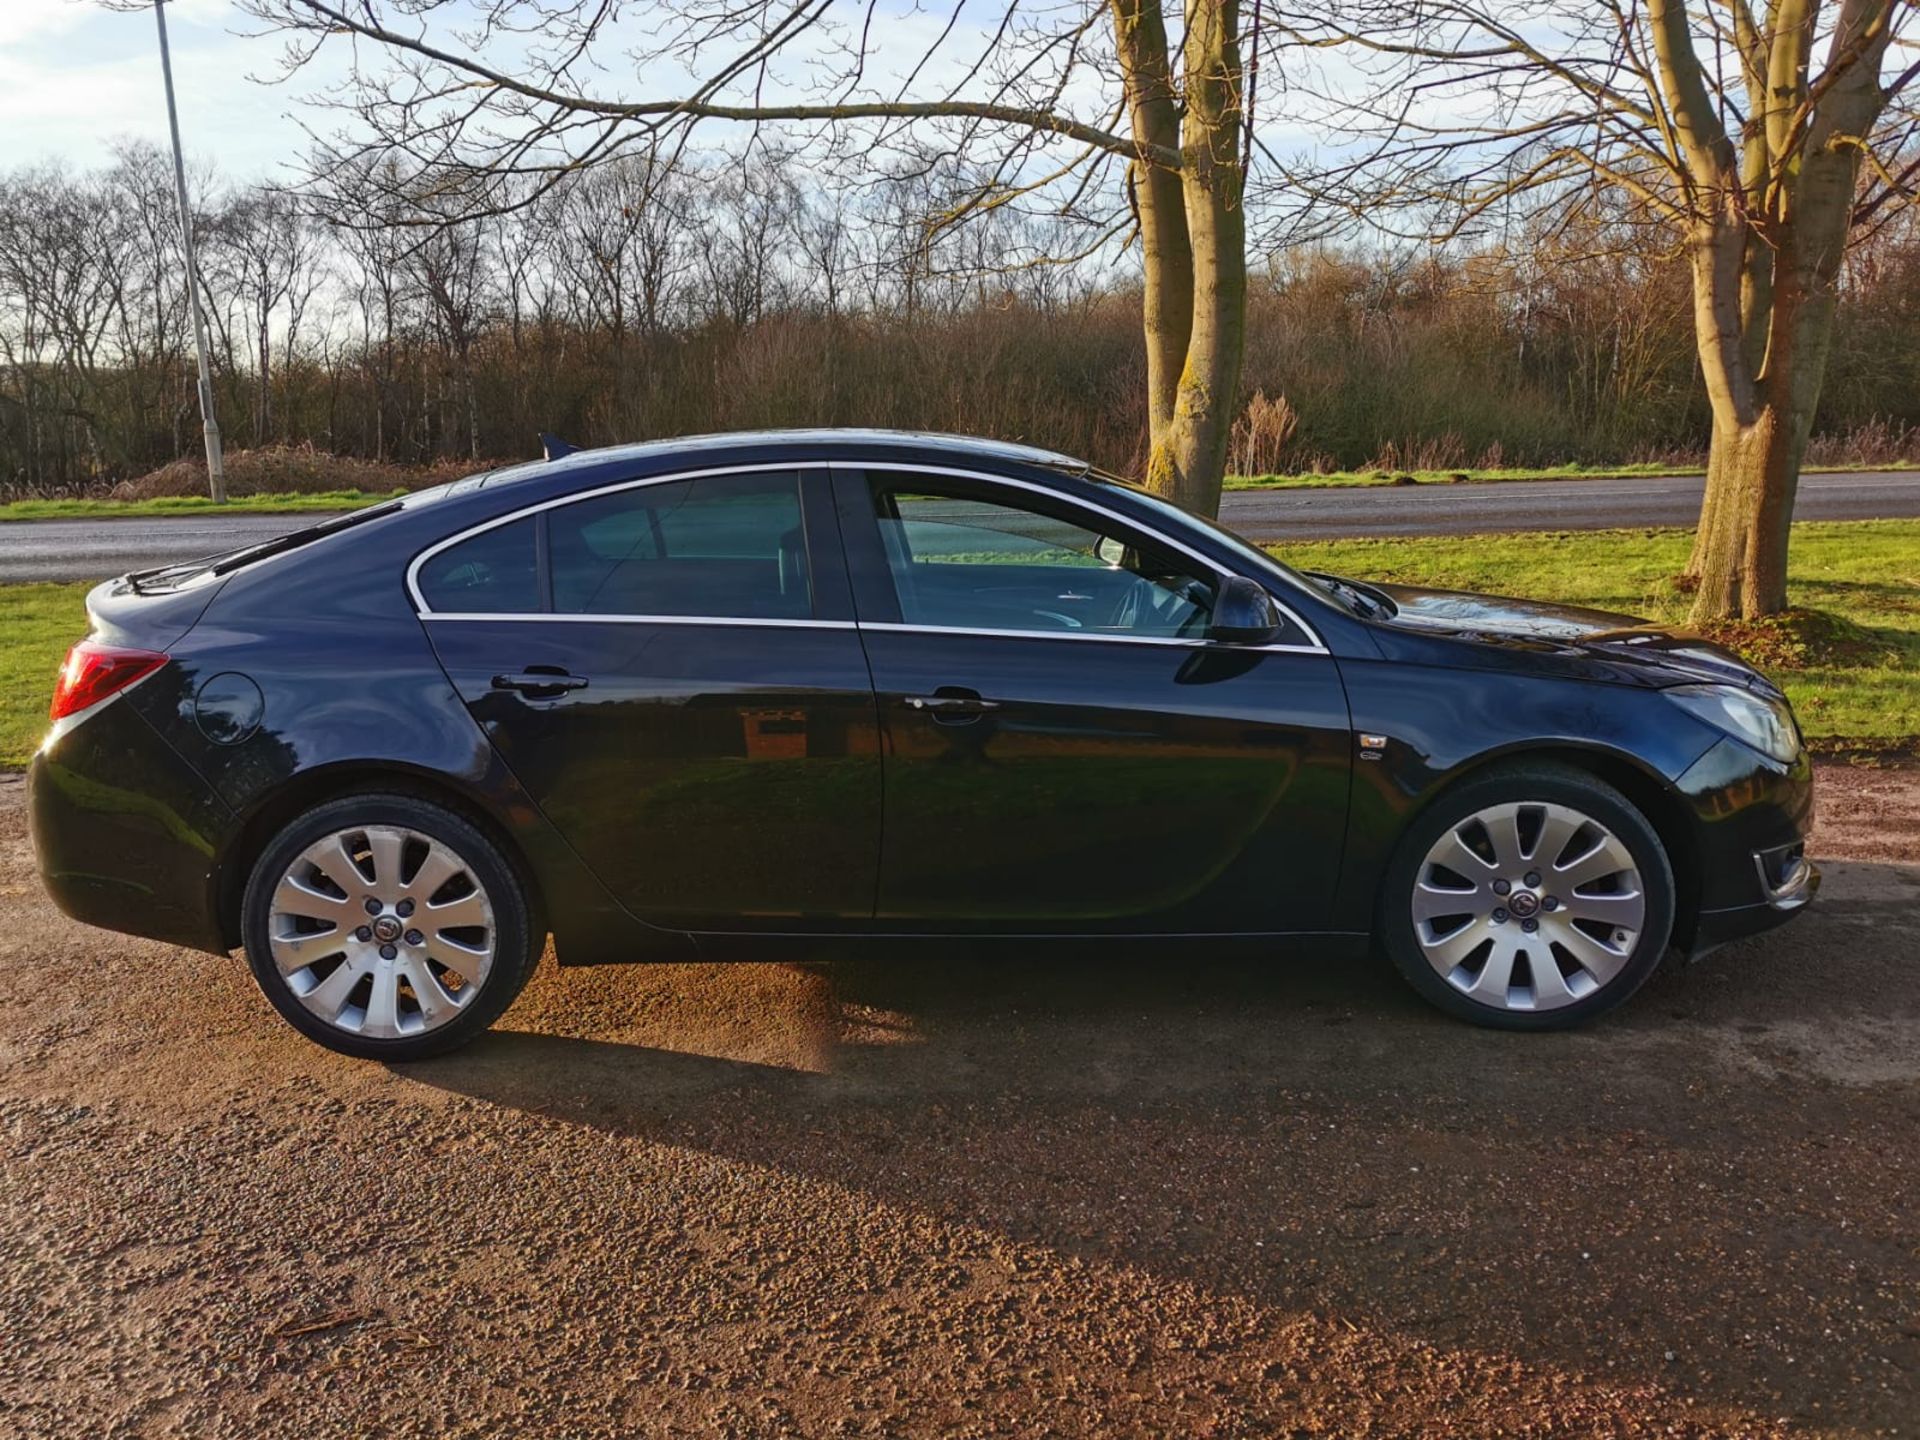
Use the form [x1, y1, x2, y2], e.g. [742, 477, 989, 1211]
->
[0, 0, 349, 179]
[0, 0, 1133, 185]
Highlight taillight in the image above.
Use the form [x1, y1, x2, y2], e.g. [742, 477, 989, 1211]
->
[49, 640, 167, 721]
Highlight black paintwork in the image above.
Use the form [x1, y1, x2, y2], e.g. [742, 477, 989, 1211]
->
[28, 429, 1816, 966]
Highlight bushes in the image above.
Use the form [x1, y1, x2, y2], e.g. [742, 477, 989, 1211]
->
[109, 445, 487, 500]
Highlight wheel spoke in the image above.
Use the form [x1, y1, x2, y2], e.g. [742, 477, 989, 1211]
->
[399, 955, 460, 1026]
[364, 827, 408, 897]
[306, 834, 369, 903]
[407, 843, 463, 904]
[1420, 916, 1490, 971]
[1526, 807, 1583, 868]
[1549, 921, 1632, 984]
[1481, 805, 1524, 871]
[1553, 833, 1636, 890]
[424, 891, 491, 933]
[1525, 945, 1576, 1008]
[272, 875, 353, 925]
[1434, 830, 1498, 877]
[1465, 937, 1519, 1003]
[299, 957, 364, 1022]
[1413, 879, 1481, 922]
[425, 933, 490, 985]
[1559, 888, 1646, 929]
[270, 926, 346, 973]
[362, 966, 403, 1038]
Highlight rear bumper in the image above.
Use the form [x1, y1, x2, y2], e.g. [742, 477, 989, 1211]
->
[1673, 738, 1818, 959]
[28, 690, 234, 954]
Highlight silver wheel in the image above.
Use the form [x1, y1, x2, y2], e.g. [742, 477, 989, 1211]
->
[1411, 800, 1646, 1013]
[266, 824, 496, 1039]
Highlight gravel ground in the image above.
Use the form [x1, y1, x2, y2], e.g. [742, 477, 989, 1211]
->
[2, 760, 1917, 1438]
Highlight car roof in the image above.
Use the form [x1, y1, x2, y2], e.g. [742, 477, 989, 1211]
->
[469, 429, 1092, 491]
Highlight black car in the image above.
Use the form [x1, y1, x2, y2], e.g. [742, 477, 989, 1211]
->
[29, 431, 1817, 1058]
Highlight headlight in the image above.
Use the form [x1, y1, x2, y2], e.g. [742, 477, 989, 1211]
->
[1665, 684, 1801, 763]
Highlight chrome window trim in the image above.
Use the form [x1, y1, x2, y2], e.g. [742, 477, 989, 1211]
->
[855, 621, 1324, 655]
[832, 460, 1328, 653]
[405, 455, 1331, 655]
[406, 462, 815, 618]
[423, 613, 854, 630]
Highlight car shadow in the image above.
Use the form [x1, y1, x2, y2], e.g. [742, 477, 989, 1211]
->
[403, 859, 1920, 1431]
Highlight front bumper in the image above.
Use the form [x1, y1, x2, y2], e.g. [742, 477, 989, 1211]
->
[28, 689, 234, 954]
[1674, 737, 1818, 958]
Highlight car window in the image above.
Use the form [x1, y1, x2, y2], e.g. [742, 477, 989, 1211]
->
[548, 470, 810, 618]
[872, 483, 1215, 638]
[416, 515, 540, 614]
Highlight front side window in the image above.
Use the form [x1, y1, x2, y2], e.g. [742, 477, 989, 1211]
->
[548, 471, 810, 618]
[872, 482, 1215, 638]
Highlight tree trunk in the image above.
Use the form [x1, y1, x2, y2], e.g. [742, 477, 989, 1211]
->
[1684, 0, 1891, 622]
[1111, 0, 1191, 448]
[1144, 0, 1245, 518]
[1688, 408, 1800, 619]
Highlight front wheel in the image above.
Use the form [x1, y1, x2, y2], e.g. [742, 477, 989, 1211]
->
[1379, 763, 1676, 1030]
[241, 793, 539, 1060]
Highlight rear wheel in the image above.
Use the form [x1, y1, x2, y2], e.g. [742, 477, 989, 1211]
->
[241, 794, 538, 1060]
[1379, 763, 1675, 1029]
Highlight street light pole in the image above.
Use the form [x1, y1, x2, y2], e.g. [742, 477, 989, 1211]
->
[153, 0, 226, 504]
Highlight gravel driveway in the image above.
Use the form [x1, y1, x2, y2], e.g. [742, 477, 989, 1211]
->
[3, 761, 1917, 1438]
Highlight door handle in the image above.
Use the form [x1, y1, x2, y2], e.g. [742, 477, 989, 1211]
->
[904, 688, 1000, 725]
[492, 668, 589, 697]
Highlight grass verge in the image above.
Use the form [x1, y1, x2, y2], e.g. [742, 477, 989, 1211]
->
[1275, 519, 1919, 749]
[0, 584, 90, 767]
[1225, 460, 1920, 490]
[3, 462, 1916, 516]
[1, 520, 1912, 766]
[0, 489, 406, 522]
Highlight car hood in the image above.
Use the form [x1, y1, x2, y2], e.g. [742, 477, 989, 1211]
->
[1352, 579, 1779, 694]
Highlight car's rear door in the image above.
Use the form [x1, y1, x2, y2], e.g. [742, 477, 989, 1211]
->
[831, 466, 1353, 933]
[416, 466, 881, 932]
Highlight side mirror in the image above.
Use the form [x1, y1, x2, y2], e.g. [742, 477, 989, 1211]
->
[1206, 575, 1282, 645]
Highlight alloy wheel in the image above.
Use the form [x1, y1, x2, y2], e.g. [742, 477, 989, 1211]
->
[1410, 800, 1646, 1012]
[266, 824, 496, 1039]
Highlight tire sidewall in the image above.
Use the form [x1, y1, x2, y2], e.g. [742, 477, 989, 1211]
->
[241, 793, 536, 1060]
[1379, 765, 1676, 1031]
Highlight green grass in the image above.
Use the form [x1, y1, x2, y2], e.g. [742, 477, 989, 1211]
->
[1274, 519, 1920, 748]
[4, 461, 1914, 513]
[0, 489, 405, 521]
[1, 519, 1913, 766]
[0, 583, 91, 767]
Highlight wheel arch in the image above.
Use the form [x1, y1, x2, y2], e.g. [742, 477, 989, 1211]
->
[1402, 741, 1703, 949]
[215, 760, 547, 951]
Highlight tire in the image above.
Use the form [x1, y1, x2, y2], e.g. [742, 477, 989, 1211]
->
[241, 792, 539, 1060]
[1378, 762, 1675, 1031]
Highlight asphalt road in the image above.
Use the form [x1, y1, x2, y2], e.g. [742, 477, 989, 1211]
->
[4, 759, 1918, 1437]
[3, 469, 1916, 582]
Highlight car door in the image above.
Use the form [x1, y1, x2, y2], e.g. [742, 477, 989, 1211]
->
[416, 466, 881, 932]
[831, 466, 1353, 933]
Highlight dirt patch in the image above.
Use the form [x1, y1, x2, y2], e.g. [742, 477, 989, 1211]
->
[1694, 608, 1896, 671]
[2, 761, 1917, 1437]
[111, 445, 495, 501]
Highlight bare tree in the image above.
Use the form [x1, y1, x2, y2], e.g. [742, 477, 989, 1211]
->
[243, 0, 1265, 516]
[1281, 0, 1920, 620]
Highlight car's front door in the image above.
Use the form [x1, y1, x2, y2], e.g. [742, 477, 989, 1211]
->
[832, 467, 1353, 933]
[417, 467, 881, 932]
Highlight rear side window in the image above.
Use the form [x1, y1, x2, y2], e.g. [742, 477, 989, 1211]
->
[416, 516, 540, 614]
[547, 471, 809, 618]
